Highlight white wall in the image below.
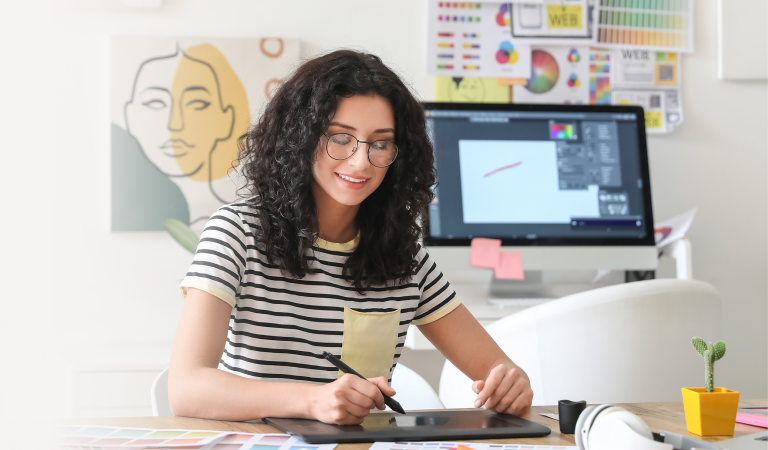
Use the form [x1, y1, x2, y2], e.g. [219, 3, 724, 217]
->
[0, 0, 765, 423]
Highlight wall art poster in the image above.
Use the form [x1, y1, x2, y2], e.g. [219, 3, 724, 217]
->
[111, 37, 300, 232]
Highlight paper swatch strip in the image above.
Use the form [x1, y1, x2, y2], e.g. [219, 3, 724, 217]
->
[57, 427, 337, 450]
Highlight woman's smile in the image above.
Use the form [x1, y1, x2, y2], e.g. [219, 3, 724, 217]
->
[335, 172, 369, 189]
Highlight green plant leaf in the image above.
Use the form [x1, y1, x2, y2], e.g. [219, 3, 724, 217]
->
[713, 341, 726, 361]
[162, 219, 199, 254]
[691, 337, 707, 356]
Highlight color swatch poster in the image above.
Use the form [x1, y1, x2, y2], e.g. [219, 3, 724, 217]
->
[513, 45, 590, 104]
[610, 48, 683, 133]
[110, 37, 300, 233]
[595, 0, 694, 53]
[427, 1, 532, 78]
[510, 0, 595, 44]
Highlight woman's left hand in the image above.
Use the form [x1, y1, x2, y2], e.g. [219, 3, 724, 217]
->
[472, 364, 533, 416]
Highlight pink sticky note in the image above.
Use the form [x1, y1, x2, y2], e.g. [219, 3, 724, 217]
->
[495, 251, 524, 280]
[470, 238, 502, 269]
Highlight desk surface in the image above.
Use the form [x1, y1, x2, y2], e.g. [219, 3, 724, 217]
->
[61, 400, 766, 448]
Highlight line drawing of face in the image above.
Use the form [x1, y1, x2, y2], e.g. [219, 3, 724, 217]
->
[125, 45, 245, 184]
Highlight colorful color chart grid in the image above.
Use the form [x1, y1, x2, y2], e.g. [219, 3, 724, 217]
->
[595, 0, 693, 52]
[57, 428, 336, 450]
[589, 48, 611, 104]
[58, 426, 228, 448]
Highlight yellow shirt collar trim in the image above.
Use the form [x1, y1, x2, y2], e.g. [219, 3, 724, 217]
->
[315, 233, 360, 251]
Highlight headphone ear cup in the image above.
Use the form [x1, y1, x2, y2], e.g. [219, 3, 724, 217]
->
[606, 410, 653, 440]
[575, 404, 614, 450]
[575, 405, 597, 450]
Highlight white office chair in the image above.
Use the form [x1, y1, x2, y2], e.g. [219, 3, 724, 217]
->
[151, 367, 172, 416]
[438, 279, 721, 407]
[390, 364, 445, 410]
[150, 363, 443, 416]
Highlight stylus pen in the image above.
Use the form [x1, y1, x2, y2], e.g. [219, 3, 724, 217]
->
[322, 351, 406, 414]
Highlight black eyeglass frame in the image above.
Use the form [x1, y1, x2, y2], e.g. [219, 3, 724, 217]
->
[322, 133, 399, 168]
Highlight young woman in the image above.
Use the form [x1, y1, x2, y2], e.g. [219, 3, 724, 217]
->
[169, 50, 533, 425]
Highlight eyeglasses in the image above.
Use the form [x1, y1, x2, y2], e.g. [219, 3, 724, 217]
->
[323, 133, 398, 168]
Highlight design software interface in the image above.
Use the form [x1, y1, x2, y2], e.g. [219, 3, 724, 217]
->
[426, 108, 650, 241]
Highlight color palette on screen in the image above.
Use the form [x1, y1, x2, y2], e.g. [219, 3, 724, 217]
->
[58, 426, 230, 448]
[550, 124, 574, 140]
[595, 0, 692, 51]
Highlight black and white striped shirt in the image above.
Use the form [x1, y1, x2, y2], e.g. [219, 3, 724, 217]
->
[179, 201, 460, 384]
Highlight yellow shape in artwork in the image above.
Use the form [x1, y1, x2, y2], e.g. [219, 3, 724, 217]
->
[435, 76, 510, 103]
[547, 5, 582, 29]
[171, 44, 249, 182]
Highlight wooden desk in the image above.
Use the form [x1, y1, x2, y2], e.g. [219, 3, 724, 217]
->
[61, 400, 766, 448]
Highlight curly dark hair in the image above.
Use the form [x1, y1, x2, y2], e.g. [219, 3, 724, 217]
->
[237, 50, 436, 291]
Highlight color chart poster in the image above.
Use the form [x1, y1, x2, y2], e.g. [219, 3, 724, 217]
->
[595, 0, 694, 53]
[427, 1, 532, 79]
[110, 37, 300, 232]
[513, 45, 590, 104]
[610, 48, 683, 133]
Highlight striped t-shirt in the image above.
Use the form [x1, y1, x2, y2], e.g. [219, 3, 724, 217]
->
[179, 201, 460, 384]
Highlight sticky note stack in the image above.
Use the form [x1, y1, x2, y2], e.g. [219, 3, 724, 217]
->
[469, 238, 524, 280]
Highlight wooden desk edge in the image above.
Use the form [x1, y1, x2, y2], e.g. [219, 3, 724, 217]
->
[59, 400, 767, 448]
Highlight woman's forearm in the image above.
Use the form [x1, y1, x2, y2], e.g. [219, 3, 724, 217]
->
[419, 304, 528, 382]
[169, 366, 317, 421]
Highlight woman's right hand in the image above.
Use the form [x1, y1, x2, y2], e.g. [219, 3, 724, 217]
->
[308, 374, 396, 425]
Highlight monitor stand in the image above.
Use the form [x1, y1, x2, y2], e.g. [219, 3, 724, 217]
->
[488, 269, 626, 299]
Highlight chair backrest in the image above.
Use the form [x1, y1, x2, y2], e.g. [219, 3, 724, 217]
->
[439, 279, 721, 407]
[150, 363, 443, 416]
[151, 367, 172, 416]
[391, 364, 445, 410]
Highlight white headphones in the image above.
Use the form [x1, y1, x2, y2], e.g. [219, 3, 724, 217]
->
[574, 404, 722, 450]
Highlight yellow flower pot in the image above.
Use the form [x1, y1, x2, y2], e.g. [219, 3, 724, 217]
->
[681, 387, 740, 436]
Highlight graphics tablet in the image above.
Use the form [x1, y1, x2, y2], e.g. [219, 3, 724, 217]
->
[264, 410, 551, 444]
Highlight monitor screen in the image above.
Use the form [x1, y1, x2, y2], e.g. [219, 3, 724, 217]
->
[424, 103, 655, 247]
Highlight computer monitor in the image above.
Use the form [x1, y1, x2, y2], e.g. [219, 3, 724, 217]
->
[423, 103, 657, 272]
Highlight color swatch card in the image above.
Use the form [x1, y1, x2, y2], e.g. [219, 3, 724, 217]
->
[428, 1, 532, 78]
[595, 0, 694, 52]
[513, 45, 590, 104]
[510, 0, 595, 44]
[369, 441, 575, 450]
[57, 427, 337, 450]
[57, 426, 232, 448]
[204, 433, 337, 450]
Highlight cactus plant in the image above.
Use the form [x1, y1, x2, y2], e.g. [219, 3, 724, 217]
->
[691, 337, 726, 393]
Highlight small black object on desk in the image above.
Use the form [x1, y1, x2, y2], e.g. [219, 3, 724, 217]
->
[558, 399, 586, 434]
[322, 351, 405, 414]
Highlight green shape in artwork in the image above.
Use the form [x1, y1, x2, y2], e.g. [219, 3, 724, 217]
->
[111, 123, 189, 231]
